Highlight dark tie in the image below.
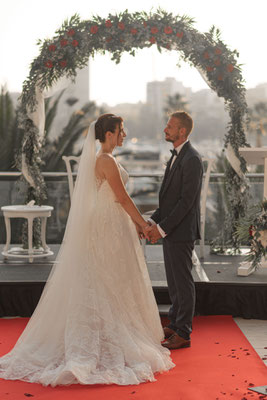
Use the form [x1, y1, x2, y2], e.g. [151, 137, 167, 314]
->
[168, 148, 177, 166]
[161, 149, 178, 192]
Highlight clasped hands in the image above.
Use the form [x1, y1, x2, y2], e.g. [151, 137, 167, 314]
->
[135, 221, 162, 244]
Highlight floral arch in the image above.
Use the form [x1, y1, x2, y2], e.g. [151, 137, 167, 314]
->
[19, 9, 249, 249]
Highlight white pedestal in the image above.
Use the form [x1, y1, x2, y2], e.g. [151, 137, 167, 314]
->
[1, 205, 54, 263]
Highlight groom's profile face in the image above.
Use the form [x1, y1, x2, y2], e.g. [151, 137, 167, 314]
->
[164, 117, 186, 147]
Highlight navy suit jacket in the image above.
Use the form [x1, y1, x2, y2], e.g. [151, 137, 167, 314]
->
[151, 141, 203, 242]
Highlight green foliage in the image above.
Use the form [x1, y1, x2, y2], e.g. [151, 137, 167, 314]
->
[0, 87, 23, 171]
[209, 152, 230, 252]
[247, 101, 267, 150]
[44, 89, 66, 135]
[0, 86, 14, 133]
[42, 96, 103, 171]
[235, 200, 267, 269]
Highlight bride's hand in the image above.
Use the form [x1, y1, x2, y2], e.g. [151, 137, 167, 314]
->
[134, 223, 145, 239]
[141, 222, 151, 240]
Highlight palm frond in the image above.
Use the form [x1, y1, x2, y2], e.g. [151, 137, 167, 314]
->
[44, 89, 66, 138]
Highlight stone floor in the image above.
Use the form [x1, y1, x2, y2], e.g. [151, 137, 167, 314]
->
[234, 317, 267, 367]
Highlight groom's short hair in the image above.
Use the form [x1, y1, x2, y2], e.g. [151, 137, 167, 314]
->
[171, 111, 193, 136]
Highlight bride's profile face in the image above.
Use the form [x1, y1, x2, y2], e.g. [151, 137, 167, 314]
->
[115, 123, 127, 147]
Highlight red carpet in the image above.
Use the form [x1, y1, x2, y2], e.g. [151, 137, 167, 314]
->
[0, 316, 266, 400]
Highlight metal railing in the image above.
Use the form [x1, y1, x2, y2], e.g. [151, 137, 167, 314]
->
[0, 172, 264, 178]
[0, 172, 264, 244]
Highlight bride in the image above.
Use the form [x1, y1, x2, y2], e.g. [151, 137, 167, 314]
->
[0, 113, 174, 387]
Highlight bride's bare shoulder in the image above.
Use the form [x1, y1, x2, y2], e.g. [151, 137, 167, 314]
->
[96, 153, 117, 167]
[96, 153, 114, 160]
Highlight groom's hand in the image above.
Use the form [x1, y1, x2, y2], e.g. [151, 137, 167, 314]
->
[145, 225, 161, 244]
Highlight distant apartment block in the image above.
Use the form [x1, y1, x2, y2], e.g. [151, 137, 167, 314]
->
[246, 83, 267, 107]
[146, 77, 191, 116]
[145, 77, 192, 136]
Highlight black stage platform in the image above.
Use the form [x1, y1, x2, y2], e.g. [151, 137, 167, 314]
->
[0, 245, 266, 319]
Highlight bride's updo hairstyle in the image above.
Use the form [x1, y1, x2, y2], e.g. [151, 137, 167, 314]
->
[95, 113, 123, 143]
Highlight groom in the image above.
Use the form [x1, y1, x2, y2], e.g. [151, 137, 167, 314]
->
[146, 111, 203, 350]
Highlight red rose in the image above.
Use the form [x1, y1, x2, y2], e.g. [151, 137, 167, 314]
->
[72, 39, 79, 47]
[215, 48, 222, 55]
[176, 31, 184, 38]
[59, 60, 67, 68]
[90, 25, 98, 34]
[45, 60, 53, 68]
[227, 64, 234, 72]
[164, 26, 173, 34]
[249, 225, 254, 237]
[206, 66, 214, 72]
[106, 36, 112, 43]
[214, 58, 221, 66]
[131, 28, 138, 35]
[203, 51, 209, 59]
[118, 22, 125, 30]
[67, 29, 75, 36]
[218, 74, 223, 81]
[151, 27, 158, 34]
[60, 39, 68, 47]
[149, 36, 156, 44]
[49, 44, 56, 52]
[105, 20, 112, 28]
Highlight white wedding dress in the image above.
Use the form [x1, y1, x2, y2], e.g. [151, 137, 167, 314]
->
[0, 122, 174, 387]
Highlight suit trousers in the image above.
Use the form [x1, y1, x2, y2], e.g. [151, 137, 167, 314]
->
[162, 239, 195, 340]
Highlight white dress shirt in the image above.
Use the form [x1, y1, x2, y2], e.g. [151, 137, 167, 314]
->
[149, 140, 189, 238]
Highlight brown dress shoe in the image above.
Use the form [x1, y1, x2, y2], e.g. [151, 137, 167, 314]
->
[162, 333, 191, 350]
[163, 326, 175, 339]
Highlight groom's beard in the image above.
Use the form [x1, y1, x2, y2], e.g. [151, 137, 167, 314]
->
[165, 133, 180, 143]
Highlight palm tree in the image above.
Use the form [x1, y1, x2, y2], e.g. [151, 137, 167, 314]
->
[163, 92, 189, 122]
[210, 151, 242, 253]
[42, 91, 105, 171]
[0, 86, 23, 170]
[248, 102, 267, 148]
[0, 87, 104, 172]
[247, 101, 267, 173]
